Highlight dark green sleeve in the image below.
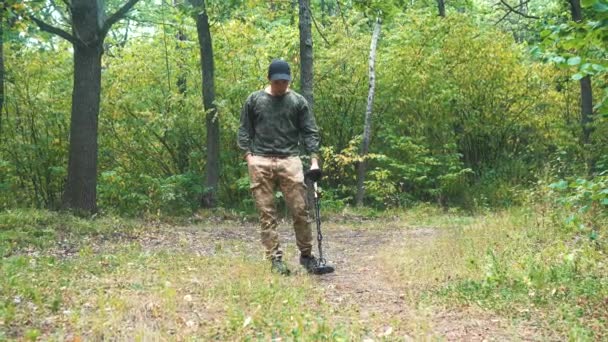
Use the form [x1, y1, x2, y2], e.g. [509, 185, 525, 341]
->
[238, 94, 254, 153]
[298, 97, 320, 158]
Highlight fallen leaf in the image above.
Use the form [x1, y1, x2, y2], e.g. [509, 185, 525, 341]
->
[380, 326, 393, 337]
[243, 316, 252, 328]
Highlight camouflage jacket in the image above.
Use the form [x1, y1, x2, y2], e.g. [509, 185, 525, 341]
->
[238, 89, 320, 158]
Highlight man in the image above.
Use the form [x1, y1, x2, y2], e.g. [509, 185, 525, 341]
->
[238, 59, 321, 275]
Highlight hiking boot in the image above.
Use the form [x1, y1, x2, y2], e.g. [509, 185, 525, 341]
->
[270, 258, 291, 276]
[300, 254, 335, 275]
[299, 254, 320, 273]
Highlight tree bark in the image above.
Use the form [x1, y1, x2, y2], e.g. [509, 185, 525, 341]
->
[299, 0, 314, 110]
[63, 43, 103, 213]
[298, 0, 316, 213]
[61, 0, 105, 213]
[355, 18, 381, 207]
[194, 3, 219, 208]
[568, 0, 593, 147]
[437, 0, 446, 17]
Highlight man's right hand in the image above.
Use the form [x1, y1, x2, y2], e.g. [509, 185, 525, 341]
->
[305, 168, 322, 182]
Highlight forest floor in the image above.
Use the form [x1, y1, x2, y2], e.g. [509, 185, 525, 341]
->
[1, 208, 568, 341]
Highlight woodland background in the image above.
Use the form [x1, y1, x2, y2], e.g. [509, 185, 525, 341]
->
[0, 0, 607, 339]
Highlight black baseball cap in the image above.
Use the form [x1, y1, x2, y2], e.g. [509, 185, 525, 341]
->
[268, 59, 292, 81]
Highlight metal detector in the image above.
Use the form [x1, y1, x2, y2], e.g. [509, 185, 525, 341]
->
[305, 169, 335, 275]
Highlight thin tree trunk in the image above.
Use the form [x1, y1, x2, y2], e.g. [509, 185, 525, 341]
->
[299, 0, 314, 109]
[355, 18, 381, 207]
[299, 0, 316, 213]
[195, 4, 219, 208]
[569, 0, 583, 22]
[176, 29, 189, 173]
[320, 0, 327, 24]
[579, 76, 593, 145]
[437, 0, 446, 17]
[291, 0, 297, 25]
[569, 0, 593, 148]
[0, 8, 4, 139]
[176, 31, 187, 95]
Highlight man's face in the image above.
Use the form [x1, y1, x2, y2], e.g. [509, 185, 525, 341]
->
[269, 79, 290, 95]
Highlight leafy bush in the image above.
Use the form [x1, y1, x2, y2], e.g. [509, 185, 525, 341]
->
[98, 169, 203, 216]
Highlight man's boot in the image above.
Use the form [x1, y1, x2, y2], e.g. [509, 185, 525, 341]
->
[271, 257, 291, 276]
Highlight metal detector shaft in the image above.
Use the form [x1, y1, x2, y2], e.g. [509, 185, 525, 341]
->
[312, 181, 326, 265]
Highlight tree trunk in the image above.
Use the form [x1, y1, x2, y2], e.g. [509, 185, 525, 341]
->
[176, 31, 187, 95]
[32, 0, 140, 214]
[299, 0, 316, 214]
[299, 0, 314, 110]
[62, 0, 105, 213]
[176, 29, 189, 173]
[580, 76, 593, 145]
[437, 0, 446, 17]
[320, 0, 327, 24]
[569, 0, 593, 147]
[355, 18, 381, 207]
[291, 0, 297, 25]
[62, 43, 103, 213]
[0, 9, 4, 138]
[195, 5, 219, 208]
[569, 0, 583, 22]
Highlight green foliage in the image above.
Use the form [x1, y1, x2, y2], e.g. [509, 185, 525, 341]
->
[374, 12, 567, 206]
[0, 1, 602, 213]
[0, 43, 72, 209]
[98, 169, 203, 216]
[548, 174, 608, 238]
[540, 0, 608, 117]
[536, 0, 608, 172]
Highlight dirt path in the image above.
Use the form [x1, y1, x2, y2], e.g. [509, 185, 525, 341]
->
[294, 222, 542, 341]
[129, 218, 544, 341]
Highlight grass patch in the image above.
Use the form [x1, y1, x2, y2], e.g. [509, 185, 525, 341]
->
[381, 207, 608, 340]
[0, 242, 364, 340]
[0, 210, 370, 340]
[3, 205, 606, 340]
[0, 209, 140, 257]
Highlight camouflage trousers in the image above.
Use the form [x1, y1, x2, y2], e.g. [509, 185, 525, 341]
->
[247, 155, 313, 259]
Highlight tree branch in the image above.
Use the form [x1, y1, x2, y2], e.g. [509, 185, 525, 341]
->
[101, 0, 141, 38]
[30, 16, 78, 45]
[498, 0, 539, 19]
[335, 0, 350, 36]
[308, 5, 330, 46]
[495, 10, 511, 25]
[49, 0, 72, 25]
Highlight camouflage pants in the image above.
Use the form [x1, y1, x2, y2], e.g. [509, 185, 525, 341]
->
[247, 155, 313, 259]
